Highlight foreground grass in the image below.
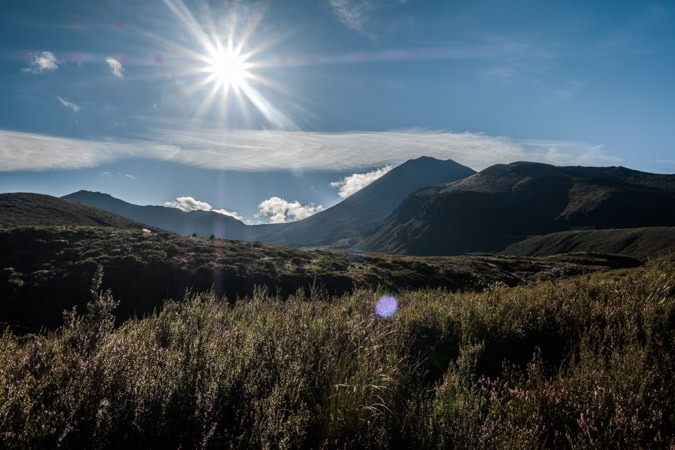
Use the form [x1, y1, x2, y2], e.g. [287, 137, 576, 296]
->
[1, 259, 674, 448]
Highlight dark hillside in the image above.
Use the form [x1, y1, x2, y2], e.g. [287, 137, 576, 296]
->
[64, 157, 475, 246]
[63, 190, 248, 240]
[361, 162, 675, 255]
[0, 226, 636, 333]
[502, 227, 675, 260]
[250, 156, 476, 246]
[0, 193, 143, 228]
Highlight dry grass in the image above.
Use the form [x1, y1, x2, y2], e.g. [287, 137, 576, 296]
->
[1, 259, 673, 448]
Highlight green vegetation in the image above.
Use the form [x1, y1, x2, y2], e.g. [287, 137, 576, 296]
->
[0, 193, 142, 229]
[0, 226, 637, 332]
[502, 227, 675, 261]
[0, 258, 673, 448]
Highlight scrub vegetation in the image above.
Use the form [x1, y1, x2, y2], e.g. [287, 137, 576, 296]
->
[0, 225, 636, 333]
[1, 254, 673, 448]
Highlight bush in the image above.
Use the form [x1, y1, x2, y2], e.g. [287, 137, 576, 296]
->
[0, 259, 674, 448]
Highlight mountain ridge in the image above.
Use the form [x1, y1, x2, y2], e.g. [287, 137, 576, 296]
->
[0, 192, 144, 229]
[249, 156, 476, 246]
[64, 156, 476, 246]
[360, 162, 675, 255]
[63, 190, 249, 239]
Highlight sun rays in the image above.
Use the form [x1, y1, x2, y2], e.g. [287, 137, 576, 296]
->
[159, 0, 297, 129]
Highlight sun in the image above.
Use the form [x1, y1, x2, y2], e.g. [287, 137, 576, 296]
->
[159, 0, 297, 129]
[204, 41, 251, 92]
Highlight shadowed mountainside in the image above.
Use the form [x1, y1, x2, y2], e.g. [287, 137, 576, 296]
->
[360, 162, 675, 255]
[249, 156, 476, 246]
[502, 227, 675, 261]
[63, 190, 249, 239]
[0, 193, 144, 229]
[63, 157, 475, 246]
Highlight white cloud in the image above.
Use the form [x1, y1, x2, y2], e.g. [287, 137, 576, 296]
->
[256, 197, 324, 224]
[105, 57, 124, 78]
[331, 165, 393, 199]
[0, 130, 178, 171]
[23, 51, 59, 74]
[213, 209, 244, 221]
[0, 128, 621, 173]
[164, 196, 244, 221]
[56, 96, 80, 113]
[164, 196, 215, 212]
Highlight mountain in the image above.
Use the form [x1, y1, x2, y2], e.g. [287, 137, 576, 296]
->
[63, 190, 249, 239]
[360, 162, 675, 255]
[249, 157, 476, 246]
[63, 157, 475, 246]
[0, 193, 143, 229]
[501, 227, 675, 261]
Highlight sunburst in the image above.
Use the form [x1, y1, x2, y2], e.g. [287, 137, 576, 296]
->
[159, 0, 296, 129]
[203, 40, 251, 93]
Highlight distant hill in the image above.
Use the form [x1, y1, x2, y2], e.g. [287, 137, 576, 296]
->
[64, 157, 476, 246]
[63, 190, 248, 239]
[0, 193, 143, 229]
[360, 162, 675, 255]
[502, 227, 675, 261]
[241, 156, 476, 246]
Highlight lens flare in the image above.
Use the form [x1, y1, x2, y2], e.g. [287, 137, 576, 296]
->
[375, 296, 398, 318]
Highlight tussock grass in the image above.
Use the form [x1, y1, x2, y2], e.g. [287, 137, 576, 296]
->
[1, 259, 674, 448]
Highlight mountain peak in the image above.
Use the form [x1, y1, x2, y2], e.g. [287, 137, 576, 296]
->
[248, 156, 476, 246]
[361, 162, 675, 255]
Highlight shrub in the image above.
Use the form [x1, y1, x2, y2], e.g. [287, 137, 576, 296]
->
[0, 259, 673, 448]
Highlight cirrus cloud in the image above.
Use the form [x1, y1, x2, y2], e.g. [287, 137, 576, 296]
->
[56, 96, 80, 113]
[0, 128, 620, 173]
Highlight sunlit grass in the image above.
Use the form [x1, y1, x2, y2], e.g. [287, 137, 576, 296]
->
[1, 259, 673, 448]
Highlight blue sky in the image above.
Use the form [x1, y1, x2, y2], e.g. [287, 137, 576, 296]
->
[1, 0, 674, 222]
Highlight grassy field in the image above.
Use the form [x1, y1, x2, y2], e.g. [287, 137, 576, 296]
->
[1, 257, 673, 448]
[0, 225, 638, 333]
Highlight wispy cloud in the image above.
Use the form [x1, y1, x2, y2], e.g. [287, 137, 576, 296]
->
[105, 57, 124, 78]
[23, 51, 59, 74]
[331, 165, 393, 198]
[0, 129, 620, 173]
[326, 0, 410, 38]
[56, 96, 80, 113]
[256, 197, 324, 223]
[556, 80, 585, 100]
[164, 196, 243, 221]
[328, 0, 375, 35]
[0, 130, 178, 171]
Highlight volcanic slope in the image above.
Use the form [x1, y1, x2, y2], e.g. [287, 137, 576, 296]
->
[0, 193, 143, 229]
[249, 156, 476, 246]
[360, 162, 675, 255]
[64, 157, 475, 246]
